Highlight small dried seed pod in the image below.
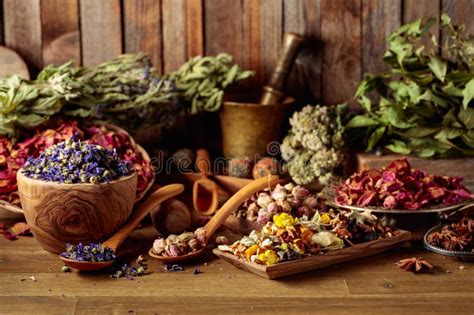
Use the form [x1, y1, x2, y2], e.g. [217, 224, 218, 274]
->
[227, 157, 253, 178]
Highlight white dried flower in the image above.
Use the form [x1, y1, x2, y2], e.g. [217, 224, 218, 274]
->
[280, 104, 345, 185]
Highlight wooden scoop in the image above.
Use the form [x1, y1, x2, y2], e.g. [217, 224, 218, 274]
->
[193, 149, 219, 215]
[59, 184, 184, 271]
[149, 175, 279, 263]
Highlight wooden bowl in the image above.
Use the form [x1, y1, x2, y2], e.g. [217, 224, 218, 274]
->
[16, 170, 137, 254]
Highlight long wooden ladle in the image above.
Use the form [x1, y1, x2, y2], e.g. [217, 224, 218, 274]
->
[60, 184, 184, 271]
[193, 149, 219, 215]
[149, 175, 279, 263]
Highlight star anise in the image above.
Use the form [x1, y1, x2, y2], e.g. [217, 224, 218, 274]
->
[396, 257, 434, 273]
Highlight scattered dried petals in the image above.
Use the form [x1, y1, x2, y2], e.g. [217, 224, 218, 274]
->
[164, 264, 184, 272]
[3, 230, 18, 241]
[61, 265, 71, 273]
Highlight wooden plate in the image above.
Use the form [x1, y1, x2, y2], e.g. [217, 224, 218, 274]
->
[213, 230, 412, 279]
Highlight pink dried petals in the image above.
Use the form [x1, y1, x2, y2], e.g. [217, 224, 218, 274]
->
[336, 158, 473, 210]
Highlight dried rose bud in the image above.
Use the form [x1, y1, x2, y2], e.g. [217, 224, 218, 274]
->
[153, 238, 166, 254]
[257, 210, 271, 225]
[303, 196, 318, 208]
[194, 227, 207, 246]
[267, 202, 279, 213]
[292, 186, 310, 200]
[277, 200, 292, 213]
[165, 244, 183, 257]
[286, 197, 301, 208]
[187, 238, 199, 251]
[247, 203, 258, 215]
[284, 182, 295, 191]
[271, 185, 287, 201]
[215, 235, 231, 245]
[257, 193, 273, 208]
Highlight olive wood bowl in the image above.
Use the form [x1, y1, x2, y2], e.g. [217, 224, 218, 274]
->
[17, 170, 137, 254]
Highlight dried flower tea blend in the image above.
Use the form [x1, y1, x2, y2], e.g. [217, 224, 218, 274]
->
[219, 210, 395, 266]
[60, 243, 116, 262]
[22, 138, 132, 184]
[336, 158, 473, 210]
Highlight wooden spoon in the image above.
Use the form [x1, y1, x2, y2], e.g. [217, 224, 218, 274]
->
[149, 175, 279, 263]
[60, 184, 184, 271]
[193, 149, 219, 215]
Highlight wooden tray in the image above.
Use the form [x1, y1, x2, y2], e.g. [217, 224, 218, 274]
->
[213, 230, 412, 279]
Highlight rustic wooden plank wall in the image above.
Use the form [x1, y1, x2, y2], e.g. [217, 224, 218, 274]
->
[1, 0, 474, 105]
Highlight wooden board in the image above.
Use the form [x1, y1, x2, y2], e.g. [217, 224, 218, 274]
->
[41, 0, 80, 66]
[1, 225, 474, 313]
[362, 0, 401, 75]
[79, 0, 122, 66]
[321, 0, 362, 106]
[3, 0, 42, 71]
[185, 0, 204, 58]
[355, 153, 474, 193]
[0, 46, 30, 79]
[213, 230, 412, 279]
[403, 0, 439, 51]
[123, 0, 163, 72]
[162, 0, 187, 73]
[283, 0, 322, 102]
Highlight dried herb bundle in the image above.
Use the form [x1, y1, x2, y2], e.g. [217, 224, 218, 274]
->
[0, 53, 253, 138]
[347, 14, 474, 157]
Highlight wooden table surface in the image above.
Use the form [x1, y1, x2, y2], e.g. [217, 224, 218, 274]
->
[1, 225, 473, 315]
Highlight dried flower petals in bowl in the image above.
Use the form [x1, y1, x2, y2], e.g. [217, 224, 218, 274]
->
[333, 158, 473, 212]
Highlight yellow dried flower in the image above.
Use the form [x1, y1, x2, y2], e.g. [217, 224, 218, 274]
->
[244, 244, 260, 260]
[320, 213, 331, 224]
[258, 250, 279, 265]
[273, 213, 297, 228]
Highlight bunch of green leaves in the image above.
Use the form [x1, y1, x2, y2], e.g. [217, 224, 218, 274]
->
[163, 53, 254, 114]
[346, 14, 474, 157]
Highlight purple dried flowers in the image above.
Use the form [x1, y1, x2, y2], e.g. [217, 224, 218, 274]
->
[60, 243, 116, 262]
[22, 138, 132, 184]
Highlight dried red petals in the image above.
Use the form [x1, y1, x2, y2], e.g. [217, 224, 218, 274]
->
[336, 158, 473, 210]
